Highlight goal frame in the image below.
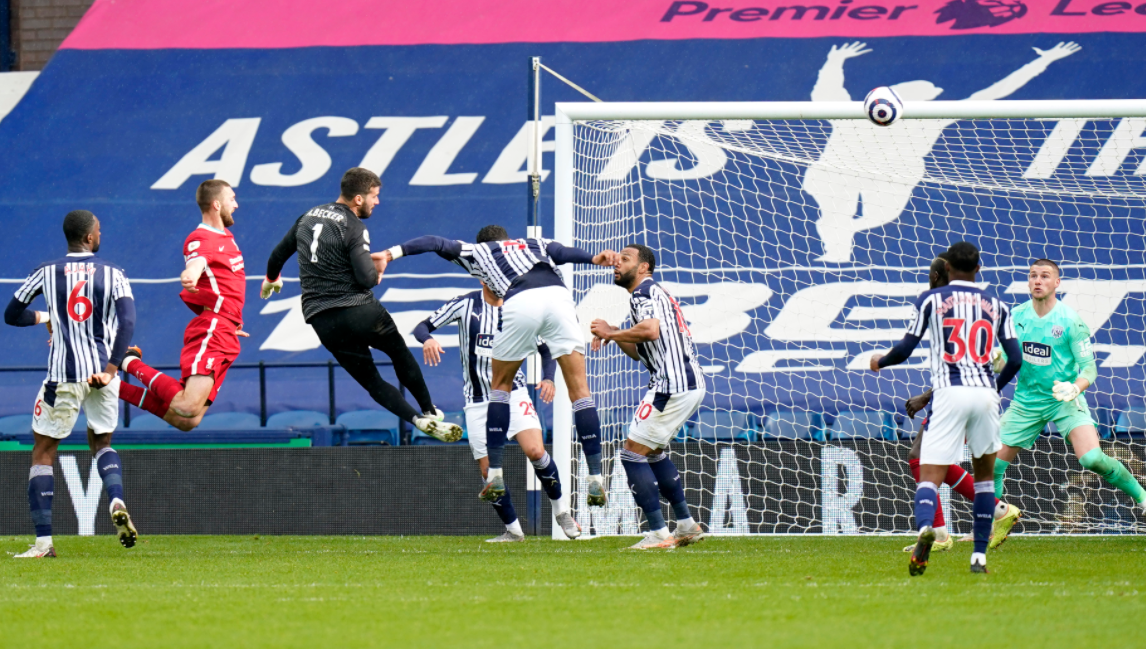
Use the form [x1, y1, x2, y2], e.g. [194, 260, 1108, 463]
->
[550, 99, 1146, 539]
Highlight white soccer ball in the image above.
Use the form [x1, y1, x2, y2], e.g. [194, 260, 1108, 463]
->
[863, 86, 904, 127]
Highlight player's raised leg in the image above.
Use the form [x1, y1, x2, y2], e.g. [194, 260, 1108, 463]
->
[1069, 425, 1146, 512]
[552, 352, 607, 506]
[516, 418, 581, 539]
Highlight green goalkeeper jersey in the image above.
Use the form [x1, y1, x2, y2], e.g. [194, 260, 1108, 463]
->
[1009, 299, 1095, 407]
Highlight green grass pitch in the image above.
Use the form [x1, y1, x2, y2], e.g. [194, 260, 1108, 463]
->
[4, 535, 1144, 648]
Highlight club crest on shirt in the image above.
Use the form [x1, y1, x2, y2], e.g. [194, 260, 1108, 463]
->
[1051, 325, 1065, 338]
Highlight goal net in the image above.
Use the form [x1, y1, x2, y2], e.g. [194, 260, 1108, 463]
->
[551, 101, 1146, 537]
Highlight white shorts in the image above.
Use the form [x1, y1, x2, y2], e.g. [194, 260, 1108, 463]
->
[32, 379, 121, 440]
[494, 286, 583, 361]
[465, 387, 542, 460]
[628, 387, 706, 450]
[921, 385, 1001, 465]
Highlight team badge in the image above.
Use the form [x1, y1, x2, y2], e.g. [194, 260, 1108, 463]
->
[1051, 325, 1064, 338]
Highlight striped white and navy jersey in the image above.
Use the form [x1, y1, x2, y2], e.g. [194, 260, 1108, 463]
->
[397, 236, 595, 301]
[630, 278, 704, 394]
[419, 291, 528, 405]
[891, 280, 1018, 390]
[13, 253, 133, 383]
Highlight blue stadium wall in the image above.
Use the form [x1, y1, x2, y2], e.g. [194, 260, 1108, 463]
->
[0, 1, 1144, 419]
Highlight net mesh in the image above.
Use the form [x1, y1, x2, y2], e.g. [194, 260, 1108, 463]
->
[565, 115, 1146, 536]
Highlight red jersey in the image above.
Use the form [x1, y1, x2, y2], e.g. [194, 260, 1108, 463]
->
[180, 224, 246, 325]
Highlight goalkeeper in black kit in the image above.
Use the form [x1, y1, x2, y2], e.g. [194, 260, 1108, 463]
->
[261, 167, 461, 442]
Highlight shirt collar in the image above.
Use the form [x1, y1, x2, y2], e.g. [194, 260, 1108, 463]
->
[66, 252, 94, 258]
[197, 223, 226, 235]
[948, 280, 977, 287]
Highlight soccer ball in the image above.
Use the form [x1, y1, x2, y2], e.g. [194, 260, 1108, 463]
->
[863, 86, 904, 127]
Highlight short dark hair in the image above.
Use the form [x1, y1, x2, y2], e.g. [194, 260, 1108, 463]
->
[196, 179, 231, 212]
[63, 210, 96, 245]
[476, 225, 509, 243]
[945, 241, 980, 273]
[625, 244, 656, 274]
[1031, 258, 1060, 276]
[340, 167, 381, 200]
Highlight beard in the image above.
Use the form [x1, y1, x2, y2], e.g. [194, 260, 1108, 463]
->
[91, 239, 100, 253]
[357, 202, 374, 219]
[220, 209, 235, 228]
[614, 268, 637, 288]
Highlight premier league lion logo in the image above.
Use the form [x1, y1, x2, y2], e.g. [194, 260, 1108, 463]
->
[935, 0, 1028, 29]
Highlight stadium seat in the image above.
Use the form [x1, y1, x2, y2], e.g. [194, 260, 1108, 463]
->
[125, 413, 174, 430]
[831, 411, 894, 441]
[267, 410, 330, 429]
[761, 411, 823, 441]
[0, 414, 32, 436]
[1114, 407, 1146, 439]
[336, 409, 401, 446]
[198, 412, 262, 430]
[691, 410, 756, 442]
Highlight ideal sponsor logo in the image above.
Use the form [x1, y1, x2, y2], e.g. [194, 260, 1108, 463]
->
[1023, 341, 1053, 365]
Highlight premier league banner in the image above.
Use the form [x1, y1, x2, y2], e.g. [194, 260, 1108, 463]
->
[0, 0, 1145, 418]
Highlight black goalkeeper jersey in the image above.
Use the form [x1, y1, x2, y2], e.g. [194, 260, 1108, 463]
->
[266, 202, 378, 321]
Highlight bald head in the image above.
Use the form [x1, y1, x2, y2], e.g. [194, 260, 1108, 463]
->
[929, 254, 950, 289]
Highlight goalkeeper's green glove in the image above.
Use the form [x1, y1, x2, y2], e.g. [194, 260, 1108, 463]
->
[1052, 380, 1081, 402]
[991, 348, 1007, 374]
[260, 276, 283, 300]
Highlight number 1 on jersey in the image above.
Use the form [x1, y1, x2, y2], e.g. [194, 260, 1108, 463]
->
[310, 224, 324, 262]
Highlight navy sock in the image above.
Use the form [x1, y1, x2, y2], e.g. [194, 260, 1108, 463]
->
[649, 452, 691, 521]
[620, 449, 666, 531]
[914, 481, 938, 531]
[531, 452, 562, 501]
[486, 391, 511, 470]
[95, 448, 125, 503]
[28, 465, 53, 538]
[490, 491, 518, 526]
[573, 397, 602, 476]
[973, 481, 995, 555]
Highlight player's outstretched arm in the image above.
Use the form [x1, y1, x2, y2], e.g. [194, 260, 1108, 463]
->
[262, 221, 299, 298]
[544, 240, 615, 267]
[966, 41, 1080, 102]
[869, 334, 923, 372]
[811, 41, 871, 102]
[384, 236, 464, 263]
[412, 318, 445, 366]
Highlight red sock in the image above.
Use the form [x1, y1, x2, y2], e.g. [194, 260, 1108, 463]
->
[118, 382, 171, 418]
[123, 359, 183, 404]
[909, 458, 945, 527]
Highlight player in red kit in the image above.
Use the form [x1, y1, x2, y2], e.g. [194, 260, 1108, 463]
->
[104, 180, 249, 430]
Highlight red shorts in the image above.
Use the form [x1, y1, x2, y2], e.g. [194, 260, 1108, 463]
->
[180, 313, 241, 404]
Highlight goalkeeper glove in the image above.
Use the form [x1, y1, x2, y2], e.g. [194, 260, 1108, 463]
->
[991, 348, 1006, 374]
[260, 276, 284, 300]
[1052, 380, 1081, 402]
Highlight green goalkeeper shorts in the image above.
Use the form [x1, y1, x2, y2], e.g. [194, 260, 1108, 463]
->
[1000, 393, 1096, 450]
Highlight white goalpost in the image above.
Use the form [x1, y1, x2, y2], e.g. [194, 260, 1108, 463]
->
[551, 99, 1146, 539]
